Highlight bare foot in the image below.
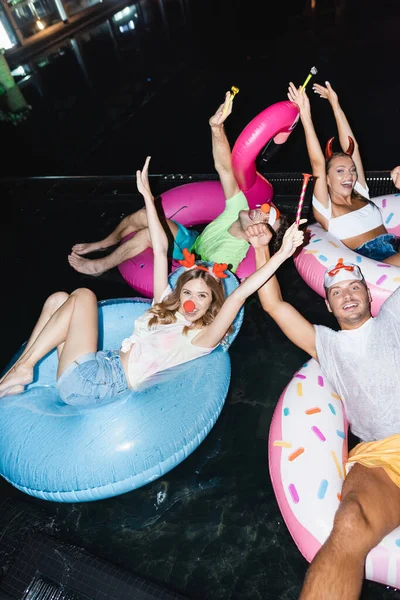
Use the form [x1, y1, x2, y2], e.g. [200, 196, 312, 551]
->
[68, 252, 107, 276]
[0, 364, 33, 398]
[71, 239, 115, 255]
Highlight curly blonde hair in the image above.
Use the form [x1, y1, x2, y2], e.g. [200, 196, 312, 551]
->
[147, 267, 233, 335]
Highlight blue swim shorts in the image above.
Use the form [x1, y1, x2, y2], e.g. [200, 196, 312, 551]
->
[170, 221, 199, 261]
[355, 234, 398, 261]
[56, 350, 129, 406]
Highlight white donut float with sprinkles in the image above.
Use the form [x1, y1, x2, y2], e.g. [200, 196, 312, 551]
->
[294, 194, 400, 316]
[269, 358, 400, 588]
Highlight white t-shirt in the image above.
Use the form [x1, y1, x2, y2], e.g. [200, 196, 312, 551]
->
[314, 287, 400, 442]
[121, 286, 215, 389]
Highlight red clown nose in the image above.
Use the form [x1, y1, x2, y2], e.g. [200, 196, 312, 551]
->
[183, 300, 196, 313]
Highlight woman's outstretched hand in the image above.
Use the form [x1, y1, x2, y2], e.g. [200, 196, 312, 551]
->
[287, 82, 310, 114]
[312, 81, 339, 107]
[279, 220, 307, 259]
[209, 91, 233, 128]
[136, 156, 153, 201]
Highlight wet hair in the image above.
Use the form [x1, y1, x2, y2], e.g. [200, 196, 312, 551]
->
[147, 266, 233, 335]
[269, 213, 293, 254]
[325, 153, 366, 203]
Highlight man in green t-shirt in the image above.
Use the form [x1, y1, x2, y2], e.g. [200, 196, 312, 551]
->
[68, 93, 285, 277]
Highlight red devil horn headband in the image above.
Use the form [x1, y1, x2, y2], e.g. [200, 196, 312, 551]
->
[325, 136, 355, 160]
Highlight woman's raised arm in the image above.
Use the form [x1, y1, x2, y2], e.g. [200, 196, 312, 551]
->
[287, 82, 330, 216]
[192, 222, 306, 349]
[136, 157, 169, 302]
[313, 81, 367, 189]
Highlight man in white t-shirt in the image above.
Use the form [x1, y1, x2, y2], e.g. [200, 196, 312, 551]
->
[250, 228, 400, 600]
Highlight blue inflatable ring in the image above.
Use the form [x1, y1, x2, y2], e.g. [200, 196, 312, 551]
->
[0, 269, 243, 502]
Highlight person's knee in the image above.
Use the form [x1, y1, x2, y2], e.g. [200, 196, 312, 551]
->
[45, 291, 69, 312]
[71, 288, 97, 303]
[332, 493, 376, 552]
[136, 207, 147, 220]
[127, 208, 147, 228]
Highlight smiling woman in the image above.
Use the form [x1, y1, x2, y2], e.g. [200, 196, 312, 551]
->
[287, 80, 400, 265]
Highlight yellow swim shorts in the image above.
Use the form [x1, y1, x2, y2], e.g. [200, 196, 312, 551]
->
[346, 433, 400, 488]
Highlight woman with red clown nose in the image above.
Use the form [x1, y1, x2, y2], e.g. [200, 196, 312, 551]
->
[287, 80, 400, 265]
[0, 157, 306, 401]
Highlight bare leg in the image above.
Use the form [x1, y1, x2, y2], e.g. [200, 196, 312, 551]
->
[383, 251, 400, 266]
[0, 288, 98, 397]
[68, 228, 151, 275]
[68, 220, 179, 276]
[0, 292, 70, 395]
[71, 208, 149, 255]
[300, 463, 400, 600]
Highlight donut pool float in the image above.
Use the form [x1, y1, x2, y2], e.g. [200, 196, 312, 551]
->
[294, 194, 400, 316]
[269, 359, 400, 588]
[0, 268, 243, 503]
[119, 100, 299, 297]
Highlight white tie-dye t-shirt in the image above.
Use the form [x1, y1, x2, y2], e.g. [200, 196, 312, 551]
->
[314, 286, 400, 441]
[121, 286, 215, 389]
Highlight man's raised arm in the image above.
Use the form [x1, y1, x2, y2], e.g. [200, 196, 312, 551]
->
[248, 224, 317, 359]
[209, 92, 240, 201]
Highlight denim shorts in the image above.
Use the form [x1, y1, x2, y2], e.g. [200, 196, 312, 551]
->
[56, 350, 129, 406]
[355, 234, 398, 261]
[171, 221, 199, 260]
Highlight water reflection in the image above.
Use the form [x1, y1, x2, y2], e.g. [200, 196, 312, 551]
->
[8, 0, 62, 39]
[0, 0, 193, 174]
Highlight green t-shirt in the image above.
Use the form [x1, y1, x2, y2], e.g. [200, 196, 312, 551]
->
[192, 191, 249, 273]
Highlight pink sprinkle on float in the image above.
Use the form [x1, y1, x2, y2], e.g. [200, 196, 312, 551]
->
[382, 198, 387, 208]
[376, 263, 391, 268]
[311, 425, 326, 441]
[376, 275, 388, 286]
[288, 483, 300, 504]
[288, 447, 305, 461]
[295, 374, 306, 380]
[318, 376, 324, 387]
[305, 407, 321, 415]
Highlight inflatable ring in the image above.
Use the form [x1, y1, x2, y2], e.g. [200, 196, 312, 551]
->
[294, 194, 400, 316]
[269, 359, 400, 588]
[0, 269, 243, 503]
[118, 100, 299, 297]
